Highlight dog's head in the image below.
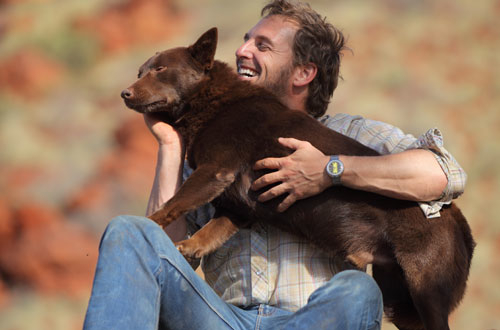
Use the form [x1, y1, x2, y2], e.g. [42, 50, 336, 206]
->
[121, 28, 218, 119]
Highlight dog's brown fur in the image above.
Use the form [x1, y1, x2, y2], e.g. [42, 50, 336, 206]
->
[121, 28, 475, 330]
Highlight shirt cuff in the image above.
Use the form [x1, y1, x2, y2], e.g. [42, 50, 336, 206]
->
[411, 128, 467, 218]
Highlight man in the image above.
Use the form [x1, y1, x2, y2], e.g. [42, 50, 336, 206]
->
[83, 1, 466, 329]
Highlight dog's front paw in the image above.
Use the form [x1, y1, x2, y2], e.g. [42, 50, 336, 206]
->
[175, 238, 208, 259]
[148, 209, 174, 228]
[148, 209, 164, 223]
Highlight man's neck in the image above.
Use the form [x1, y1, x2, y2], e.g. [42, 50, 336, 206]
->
[279, 85, 308, 113]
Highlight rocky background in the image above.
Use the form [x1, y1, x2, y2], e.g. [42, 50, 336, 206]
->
[0, 0, 498, 329]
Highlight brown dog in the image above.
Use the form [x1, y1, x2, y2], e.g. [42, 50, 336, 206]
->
[121, 28, 474, 330]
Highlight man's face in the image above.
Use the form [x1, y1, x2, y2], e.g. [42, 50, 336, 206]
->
[235, 15, 297, 95]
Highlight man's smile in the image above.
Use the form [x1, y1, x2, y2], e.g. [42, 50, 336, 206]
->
[237, 63, 260, 80]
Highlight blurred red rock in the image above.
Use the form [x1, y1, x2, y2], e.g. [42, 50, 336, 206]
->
[0, 9, 34, 37]
[16, 202, 63, 230]
[0, 279, 9, 307]
[66, 179, 111, 213]
[66, 116, 157, 213]
[5, 166, 43, 189]
[0, 203, 98, 297]
[0, 197, 15, 248]
[0, 49, 64, 100]
[74, 0, 185, 54]
[111, 116, 158, 188]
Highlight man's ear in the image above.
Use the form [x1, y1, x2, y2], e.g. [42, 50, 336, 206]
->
[188, 27, 218, 71]
[292, 63, 317, 87]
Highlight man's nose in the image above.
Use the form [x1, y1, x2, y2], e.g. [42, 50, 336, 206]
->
[235, 40, 253, 60]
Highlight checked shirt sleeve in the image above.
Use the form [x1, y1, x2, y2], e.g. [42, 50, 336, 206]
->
[406, 128, 467, 217]
[320, 113, 467, 218]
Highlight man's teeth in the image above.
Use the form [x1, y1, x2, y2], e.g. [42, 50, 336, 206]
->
[238, 68, 258, 77]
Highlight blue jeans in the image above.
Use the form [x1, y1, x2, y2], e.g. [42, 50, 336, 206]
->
[83, 215, 383, 330]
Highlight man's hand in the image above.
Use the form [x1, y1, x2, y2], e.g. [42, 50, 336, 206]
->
[251, 137, 331, 212]
[144, 113, 184, 151]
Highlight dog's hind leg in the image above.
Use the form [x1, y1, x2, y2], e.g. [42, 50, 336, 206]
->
[409, 287, 451, 330]
[372, 263, 424, 330]
[393, 252, 452, 330]
[175, 215, 239, 259]
[149, 164, 236, 228]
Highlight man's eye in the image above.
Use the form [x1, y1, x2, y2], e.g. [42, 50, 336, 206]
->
[257, 43, 269, 51]
[155, 66, 166, 72]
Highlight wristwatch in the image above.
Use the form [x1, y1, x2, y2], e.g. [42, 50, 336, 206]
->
[326, 155, 344, 185]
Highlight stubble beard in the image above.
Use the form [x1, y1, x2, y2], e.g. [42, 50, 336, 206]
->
[259, 64, 293, 99]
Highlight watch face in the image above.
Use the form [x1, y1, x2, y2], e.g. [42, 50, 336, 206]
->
[328, 160, 343, 176]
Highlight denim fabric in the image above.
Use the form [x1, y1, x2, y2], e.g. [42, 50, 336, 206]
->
[83, 215, 382, 330]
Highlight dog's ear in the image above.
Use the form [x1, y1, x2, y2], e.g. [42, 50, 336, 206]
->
[188, 27, 218, 71]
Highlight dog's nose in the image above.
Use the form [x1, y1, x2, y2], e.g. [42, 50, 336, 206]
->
[121, 89, 133, 99]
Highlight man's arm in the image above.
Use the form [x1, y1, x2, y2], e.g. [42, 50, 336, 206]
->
[144, 114, 188, 242]
[252, 137, 447, 212]
[339, 149, 447, 200]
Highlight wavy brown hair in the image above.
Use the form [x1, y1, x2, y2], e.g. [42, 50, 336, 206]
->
[262, 0, 346, 117]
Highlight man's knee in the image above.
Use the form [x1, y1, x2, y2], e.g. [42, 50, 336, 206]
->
[310, 270, 382, 307]
[105, 215, 151, 239]
[334, 270, 381, 303]
[101, 215, 172, 251]
[286, 270, 382, 330]
[106, 215, 155, 232]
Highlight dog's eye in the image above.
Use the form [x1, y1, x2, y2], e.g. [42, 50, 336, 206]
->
[155, 66, 166, 72]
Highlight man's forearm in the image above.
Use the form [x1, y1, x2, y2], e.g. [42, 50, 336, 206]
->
[146, 144, 187, 242]
[252, 138, 450, 212]
[339, 149, 448, 202]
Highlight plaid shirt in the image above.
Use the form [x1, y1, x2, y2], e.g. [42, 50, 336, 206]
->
[184, 113, 467, 312]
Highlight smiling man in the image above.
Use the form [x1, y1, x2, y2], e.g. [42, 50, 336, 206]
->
[236, 15, 298, 99]
[83, 1, 466, 329]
